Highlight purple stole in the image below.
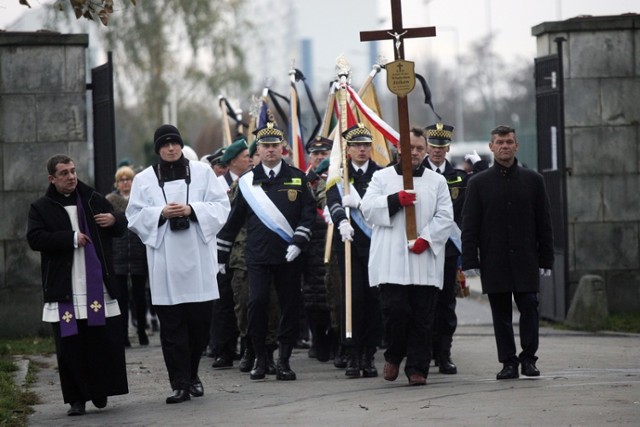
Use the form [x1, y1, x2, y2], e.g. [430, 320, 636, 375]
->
[58, 191, 106, 337]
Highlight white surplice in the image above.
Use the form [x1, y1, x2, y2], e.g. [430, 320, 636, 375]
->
[360, 166, 454, 289]
[126, 161, 230, 305]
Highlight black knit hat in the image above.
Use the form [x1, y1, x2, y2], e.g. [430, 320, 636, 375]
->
[154, 124, 184, 154]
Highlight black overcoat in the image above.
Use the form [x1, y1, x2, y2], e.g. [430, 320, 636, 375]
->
[461, 161, 554, 293]
[27, 181, 127, 302]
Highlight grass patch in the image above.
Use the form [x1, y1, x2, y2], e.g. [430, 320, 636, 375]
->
[606, 312, 640, 334]
[0, 336, 54, 426]
[544, 312, 640, 333]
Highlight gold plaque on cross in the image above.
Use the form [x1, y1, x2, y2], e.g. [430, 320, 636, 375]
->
[386, 59, 416, 97]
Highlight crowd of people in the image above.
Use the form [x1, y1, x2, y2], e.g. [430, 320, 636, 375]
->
[26, 121, 554, 415]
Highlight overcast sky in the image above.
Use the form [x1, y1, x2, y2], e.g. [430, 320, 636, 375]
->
[2, 0, 637, 65]
[377, 0, 638, 66]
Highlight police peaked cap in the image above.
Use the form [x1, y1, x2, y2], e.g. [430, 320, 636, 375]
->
[425, 123, 454, 147]
[253, 121, 285, 143]
[342, 123, 373, 144]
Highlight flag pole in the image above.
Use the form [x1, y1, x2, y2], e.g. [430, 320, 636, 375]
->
[358, 63, 383, 97]
[322, 84, 338, 264]
[289, 68, 301, 169]
[337, 68, 353, 340]
[218, 95, 233, 147]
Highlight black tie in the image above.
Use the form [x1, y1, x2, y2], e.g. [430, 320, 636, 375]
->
[269, 170, 275, 180]
[355, 169, 363, 177]
[436, 168, 442, 174]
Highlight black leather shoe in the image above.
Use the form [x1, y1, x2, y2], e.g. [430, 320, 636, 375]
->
[67, 401, 85, 416]
[211, 355, 233, 369]
[138, 332, 149, 346]
[521, 361, 540, 377]
[166, 389, 191, 404]
[189, 380, 204, 397]
[239, 349, 255, 373]
[438, 358, 458, 375]
[361, 351, 378, 378]
[345, 353, 361, 378]
[91, 396, 107, 408]
[334, 353, 347, 369]
[250, 355, 267, 380]
[266, 349, 277, 375]
[276, 362, 297, 381]
[496, 364, 519, 380]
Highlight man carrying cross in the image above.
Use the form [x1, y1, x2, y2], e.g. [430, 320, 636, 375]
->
[360, 128, 453, 386]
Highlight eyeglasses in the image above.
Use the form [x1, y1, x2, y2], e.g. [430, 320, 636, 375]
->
[117, 178, 133, 183]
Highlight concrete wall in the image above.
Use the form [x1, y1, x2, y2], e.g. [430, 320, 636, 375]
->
[533, 15, 640, 313]
[0, 32, 89, 337]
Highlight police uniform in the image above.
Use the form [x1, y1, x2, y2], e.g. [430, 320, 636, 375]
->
[326, 124, 383, 378]
[217, 122, 316, 381]
[301, 136, 333, 361]
[422, 123, 488, 374]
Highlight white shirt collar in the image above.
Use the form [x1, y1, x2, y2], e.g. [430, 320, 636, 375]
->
[353, 160, 370, 174]
[428, 159, 445, 173]
[262, 162, 282, 177]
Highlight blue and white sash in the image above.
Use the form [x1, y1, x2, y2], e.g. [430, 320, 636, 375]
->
[239, 171, 293, 243]
[450, 223, 462, 253]
[338, 182, 372, 238]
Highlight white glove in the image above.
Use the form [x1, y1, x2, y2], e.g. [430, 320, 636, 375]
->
[539, 268, 551, 277]
[463, 269, 480, 277]
[285, 245, 302, 262]
[464, 149, 482, 164]
[338, 220, 354, 242]
[341, 194, 360, 209]
[322, 206, 333, 224]
[218, 264, 226, 275]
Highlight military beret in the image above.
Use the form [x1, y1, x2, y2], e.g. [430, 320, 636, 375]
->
[220, 138, 249, 165]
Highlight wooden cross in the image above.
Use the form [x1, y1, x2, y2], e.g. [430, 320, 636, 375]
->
[360, 0, 436, 240]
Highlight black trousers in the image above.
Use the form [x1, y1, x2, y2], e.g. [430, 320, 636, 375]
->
[154, 301, 213, 390]
[379, 284, 438, 378]
[210, 271, 239, 358]
[487, 291, 539, 365]
[114, 274, 148, 338]
[433, 256, 458, 343]
[247, 261, 302, 349]
[52, 317, 128, 404]
[337, 251, 382, 349]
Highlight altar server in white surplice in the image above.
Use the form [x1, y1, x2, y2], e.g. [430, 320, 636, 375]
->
[360, 130, 453, 387]
[126, 124, 230, 404]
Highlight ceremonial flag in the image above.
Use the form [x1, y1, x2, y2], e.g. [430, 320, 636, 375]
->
[346, 85, 399, 147]
[358, 83, 392, 166]
[325, 117, 343, 191]
[289, 79, 307, 170]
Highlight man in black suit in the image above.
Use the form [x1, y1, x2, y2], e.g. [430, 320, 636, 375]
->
[461, 125, 554, 380]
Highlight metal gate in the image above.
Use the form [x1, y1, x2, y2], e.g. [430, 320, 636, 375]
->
[88, 52, 116, 196]
[534, 39, 568, 321]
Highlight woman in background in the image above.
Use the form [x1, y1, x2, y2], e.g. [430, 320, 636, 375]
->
[107, 166, 149, 346]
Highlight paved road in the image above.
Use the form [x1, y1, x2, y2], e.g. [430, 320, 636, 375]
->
[23, 289, 640, 426]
